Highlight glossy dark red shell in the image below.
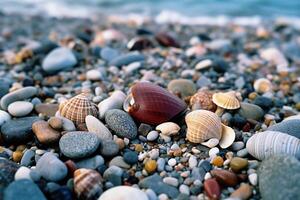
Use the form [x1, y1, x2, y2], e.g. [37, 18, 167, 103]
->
[128, 82, 187, 125]
[155, 32, 180, 48]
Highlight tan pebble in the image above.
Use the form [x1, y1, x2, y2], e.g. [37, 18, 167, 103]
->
[16, 145, 26, 152]
[156, 122, 180, 136]
[230, 157, 248, 172]
[230, 183, 252, 200]
[212, 156, 224, 167]
[114, 138, 125, 150]
[32, 120, 61, 145]
[173, 149, 182, 157]
[12, 151, 23, 162]
[248, 92, 257, 100]
[144, 160, 157, 174]
[134, 144, 143, 152]
[296, 103, 300, 111]
[48, 117, 63, 130]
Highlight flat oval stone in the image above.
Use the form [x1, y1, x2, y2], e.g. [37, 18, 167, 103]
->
[1, 117, 40, 144]
[259, 155, 300, 200]
[267, 119, 300, 139]
[100, 47, 120, 62]
[76, 155, 104, 169]
[85, 115, 112, 140]
[210, 169, 239, 187]
[230, 157, 248, 172]
[105, 109, 137, 139]
[32, 120, 61, 145]
[36, 152, 67, 182]
[99, 140, 119, 157]
[167, 79, 197, 98]
[109, 53, 145, 67]
[42, 47, 77, 73]
[238, 102, 264, 121]
[59, 131, 100, 159]
[4, 179, 46, 200]
[7, 101, 33, 117]
[99, 186, 148, 200]
[0, 86, 38, 110]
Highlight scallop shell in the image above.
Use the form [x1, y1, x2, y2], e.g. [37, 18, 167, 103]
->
[123, 82, 187, 125]
[246, 131, 300, 160]
[59, 93, 98, 126]
[74, 168, 103, 200]
[219, 124, 236, 149]
[190, 90, 217, 112]
[253, 78, 272, 93]
[212, 91, 240, 110]
[186, 110, 222, 143]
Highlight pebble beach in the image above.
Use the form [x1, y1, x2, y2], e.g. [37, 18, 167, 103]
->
[1, 9, 300, 200]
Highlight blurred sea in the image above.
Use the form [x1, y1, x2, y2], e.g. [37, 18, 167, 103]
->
[1, 0, 300, 25]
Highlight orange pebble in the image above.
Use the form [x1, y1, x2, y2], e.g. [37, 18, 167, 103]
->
[212, 156, 224, 167]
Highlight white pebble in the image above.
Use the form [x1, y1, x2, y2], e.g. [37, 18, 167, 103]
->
[191, 147, 200, 154]
[209, 147, 219, 158]
[179, 184, 190, 195]
[204, 172, 212, 180]
[248, 173, 258, 186]
[146, 189, 157, 200]
[188, 155, 198, 168]
[147, 131, 159, 141]
[86, 69, 102, 81]
[163, 177, 179, 187]
[168, 158, 177, 167]
[170, 143, 180, 150]
[148, 149, 160, 160]
[15, 166, 32, 181]
[158, 193, 168, 200]
[8, 101, 33, 117]
[159, 134, 171, 143]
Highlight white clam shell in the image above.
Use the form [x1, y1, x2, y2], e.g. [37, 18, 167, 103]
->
[219, 124, 236, 149]
[246, 131, 300, 160]
[201, 138, 219, 148]
[156, 122, 180, 136]
[98, 90, 126, 119]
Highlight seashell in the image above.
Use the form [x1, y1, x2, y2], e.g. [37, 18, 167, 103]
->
[253, 78, 272, 93]
[123, 82, 187, 125]
[127, 37, 153, 51]
[74, 168, 103, 200]
[283, 114, 300, 122]
[219, 124, 236, 149]
[59, 93, 98, 127]
[167, 79, 197, 98]
[156, 122, 180, 136]
[201, 138, 219, 148]
[212, 91, 240, 116]
[190, 90, 217, 112]
[155, 32, 180, 48]
[246, 131, 300, 160]
[186, 110, 222, 143]
[98, 90, 126, 119]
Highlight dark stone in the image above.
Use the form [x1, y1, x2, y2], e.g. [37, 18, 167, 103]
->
[138, 123, 152, 136]
[253, 96, 273, 110]
[109, 53, 145, 67]
[139, 174, 179, 198]
[123, 151, 138, 165]
[4, 179, 46, 200]
[1, 117, 40, 144]
[0, 158, 19, 198]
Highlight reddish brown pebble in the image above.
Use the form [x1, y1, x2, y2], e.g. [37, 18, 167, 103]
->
[204, 178, 221, 200]
[210, 169, 239, 187]
[48, 117, 63, 130]
[32, 120, 61, 145]
[65, 160, 77, 177]
[155, 32, 180, 48]
[230, 183, 252, 200]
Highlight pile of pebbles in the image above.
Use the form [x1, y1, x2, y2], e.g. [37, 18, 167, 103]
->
[1, 13, 300, 200]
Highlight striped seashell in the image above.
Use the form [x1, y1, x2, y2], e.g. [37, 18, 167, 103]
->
[59, 93, 98, 127]
[246, 131, 300, 160]
[190, 90, 217, 112]
[253, 78, 272, 93]
[74, 168, 103, 200]
[186, 110, 222, 143]
[212, 91, 240, 110]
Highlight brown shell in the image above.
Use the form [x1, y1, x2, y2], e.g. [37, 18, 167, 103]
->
[186, 110, 222, 143]
[190, 90, 217, 112]
[74, 169, 103, 200]
[212, 92, 240, 110]
[123, 82, 187, 125]
[155, 32, 180, 48]
[59, 93, 99, 126]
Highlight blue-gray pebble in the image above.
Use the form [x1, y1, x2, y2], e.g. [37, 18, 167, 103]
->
[123, 151, 138, 165]
[109, 53, 145, 67]
[267, 119, 300, 139]
[59, 131, 100, 159]
[105, 109, 137, 139]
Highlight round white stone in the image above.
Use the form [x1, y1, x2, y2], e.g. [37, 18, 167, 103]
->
[147, 131, 159, 141]
[98, 186, 148, 200]
[86, 69, 103, 81]
[14, 166, 32, 181]
[163, 177, 179, 187]
[248, 173, 258, 186]
[7, 101, 33, 117]
[168, 158, 177, 167]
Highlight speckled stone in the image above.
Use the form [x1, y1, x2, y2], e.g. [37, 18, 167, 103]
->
[0, 158, 19, 198]
[99, 140, 119, 157]
[59, 131, 100, 159]
[105, 109, 137, 139]
[259, 155, 300, 200]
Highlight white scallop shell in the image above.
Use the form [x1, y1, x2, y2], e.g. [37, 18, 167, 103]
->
[246, 131, 300, 160]
[219, 124, 236, 149]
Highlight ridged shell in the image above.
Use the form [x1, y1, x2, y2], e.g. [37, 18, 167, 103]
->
[59, 93, 98, 126]
[186, 110, 222, 143]
[253, 78, 272, 93]
[212, 92, 240, 110]
[219, 124, 236, 149]
[246, 131, 300, 160]
[123, 82, 187, 125]
[190, 90, 217, 112]
[74, 169, 103, 200]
